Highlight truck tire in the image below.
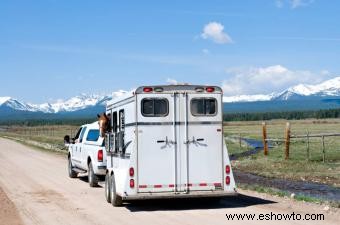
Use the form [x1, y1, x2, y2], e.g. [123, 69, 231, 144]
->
[88, 161, 98, 187]
[105, 173, 111, 203]
[110, 174, 122, 207]
[68, 156, 78, 178]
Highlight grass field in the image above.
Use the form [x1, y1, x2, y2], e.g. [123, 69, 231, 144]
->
[0, 125, 79, 152]
[224, 119, 340, 187]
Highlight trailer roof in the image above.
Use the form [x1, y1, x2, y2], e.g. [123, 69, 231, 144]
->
[135, 85, 222, 94]
[106, 85, 223, 107]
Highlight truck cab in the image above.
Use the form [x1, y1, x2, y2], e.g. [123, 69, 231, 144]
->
[67, 122, 107, 187]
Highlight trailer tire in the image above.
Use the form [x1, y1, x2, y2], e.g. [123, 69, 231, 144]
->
[88, 161, 98, 187]
[105, 173, 111, 203]
[110, 174, 122, 207]
[68, 156, 78, 178]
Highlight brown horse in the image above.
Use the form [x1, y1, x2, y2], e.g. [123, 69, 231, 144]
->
[97, 113, 110, 137]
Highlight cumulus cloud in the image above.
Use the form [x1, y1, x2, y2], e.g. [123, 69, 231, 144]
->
[276, 0, 314, 9]
[166, 78, 179, 85]
[222, 65, 326, 96]
[201, 22, 233, 44]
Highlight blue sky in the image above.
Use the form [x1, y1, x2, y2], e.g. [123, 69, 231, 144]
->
[0, 0, 339, 103]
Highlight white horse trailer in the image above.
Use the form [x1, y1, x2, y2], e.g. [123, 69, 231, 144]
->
[104, 85, 237, 206]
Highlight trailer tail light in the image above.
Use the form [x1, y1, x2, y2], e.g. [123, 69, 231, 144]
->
[97, 149, 103, 162]
[225, 165, 230, 174]
[225, 176, 230, 185]
[130, 179, 135, 188]
[206, 87, 215, 93]
[143, 87, 153, 93]
[129, 167, 134, 177]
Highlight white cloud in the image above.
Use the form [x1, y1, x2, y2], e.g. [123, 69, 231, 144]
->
[275, 0, 314, 9]
[222, 65, 327, 96]
[166, 78, 179, 85]
[201, 22, 232, 44]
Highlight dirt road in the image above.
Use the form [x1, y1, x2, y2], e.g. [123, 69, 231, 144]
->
[0, 138, 338, 225]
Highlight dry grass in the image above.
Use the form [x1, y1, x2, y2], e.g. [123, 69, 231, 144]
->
[224, 119, 340, 187]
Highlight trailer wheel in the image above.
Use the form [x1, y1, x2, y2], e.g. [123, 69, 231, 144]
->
[105, 173, 111, 203]
[110, 174, 123, 207]
[88, 161, 98, 187]
[68, 156, 78, 178]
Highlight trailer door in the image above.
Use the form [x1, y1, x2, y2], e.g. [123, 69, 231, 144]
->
[178, 93, 224, 191]
[137, 92, 223, 193]
[137, 94, 176, 193]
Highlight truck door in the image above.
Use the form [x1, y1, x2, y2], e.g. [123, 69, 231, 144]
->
[74, 126, 87, 169]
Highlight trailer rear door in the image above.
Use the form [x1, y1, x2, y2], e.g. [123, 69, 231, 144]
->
[137, 91, 223, 193]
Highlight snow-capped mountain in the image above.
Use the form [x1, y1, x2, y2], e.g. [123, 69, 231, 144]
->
[0, 97, 37, 111]
[224, 76, 340, 103]
[1, 77, 340, 118]
[273, 77, 340, 101]
[0, 90, 128, 113]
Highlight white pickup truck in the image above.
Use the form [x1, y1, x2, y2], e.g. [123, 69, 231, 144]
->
[66, 122, 107, 187]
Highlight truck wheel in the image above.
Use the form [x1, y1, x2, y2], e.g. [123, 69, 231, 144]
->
[105, 173, 111, 203]
[68, 156, 78, 178]
[88, 161, 98, 187]
[110, 174, 122, 207]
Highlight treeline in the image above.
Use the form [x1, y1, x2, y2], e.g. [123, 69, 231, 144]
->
[223, 108, 340, 121]
[1, 108, 340, 126]
[0, 118, 95, 126]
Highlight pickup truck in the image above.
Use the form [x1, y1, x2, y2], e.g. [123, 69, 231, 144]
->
[65, 122, 106, 187]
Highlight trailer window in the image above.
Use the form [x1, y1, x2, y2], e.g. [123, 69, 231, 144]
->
[191, 98, 217, 116]
[86, 129, 100, 142]
[142, 98, 169, 117]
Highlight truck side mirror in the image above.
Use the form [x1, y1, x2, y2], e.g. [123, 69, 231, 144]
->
[64, 135, 70, 145]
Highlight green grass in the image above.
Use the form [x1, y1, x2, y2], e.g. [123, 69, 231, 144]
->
[0, 125, 79, 153]
[225, 119, 340, 187]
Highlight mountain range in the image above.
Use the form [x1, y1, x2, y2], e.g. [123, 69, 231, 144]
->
[1, 77, 340, 120]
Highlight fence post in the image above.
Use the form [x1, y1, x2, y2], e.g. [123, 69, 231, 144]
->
[239, 133, 242, 149]
[306, 130, 310, 161]
[262, 122, 268, 155]
[284, 122, 291, 160]
[322, 135, 325, 163]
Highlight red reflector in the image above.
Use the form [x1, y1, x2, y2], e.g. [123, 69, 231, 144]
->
[206, 87, 215, 92]
[97, 150, 103, 162]
[129, 167, 134, 177]
[143, 87, 153, 92]
[225, 165, 231, 174]
[139, 185, 147, 188]
[199, 183, 207, 187]
[169, 184, 175, 188]
[214, 183, 222, 187]
[130, 179, 135, 188]
[154, 184, 162, 188]
[225, 176, 230, 185]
